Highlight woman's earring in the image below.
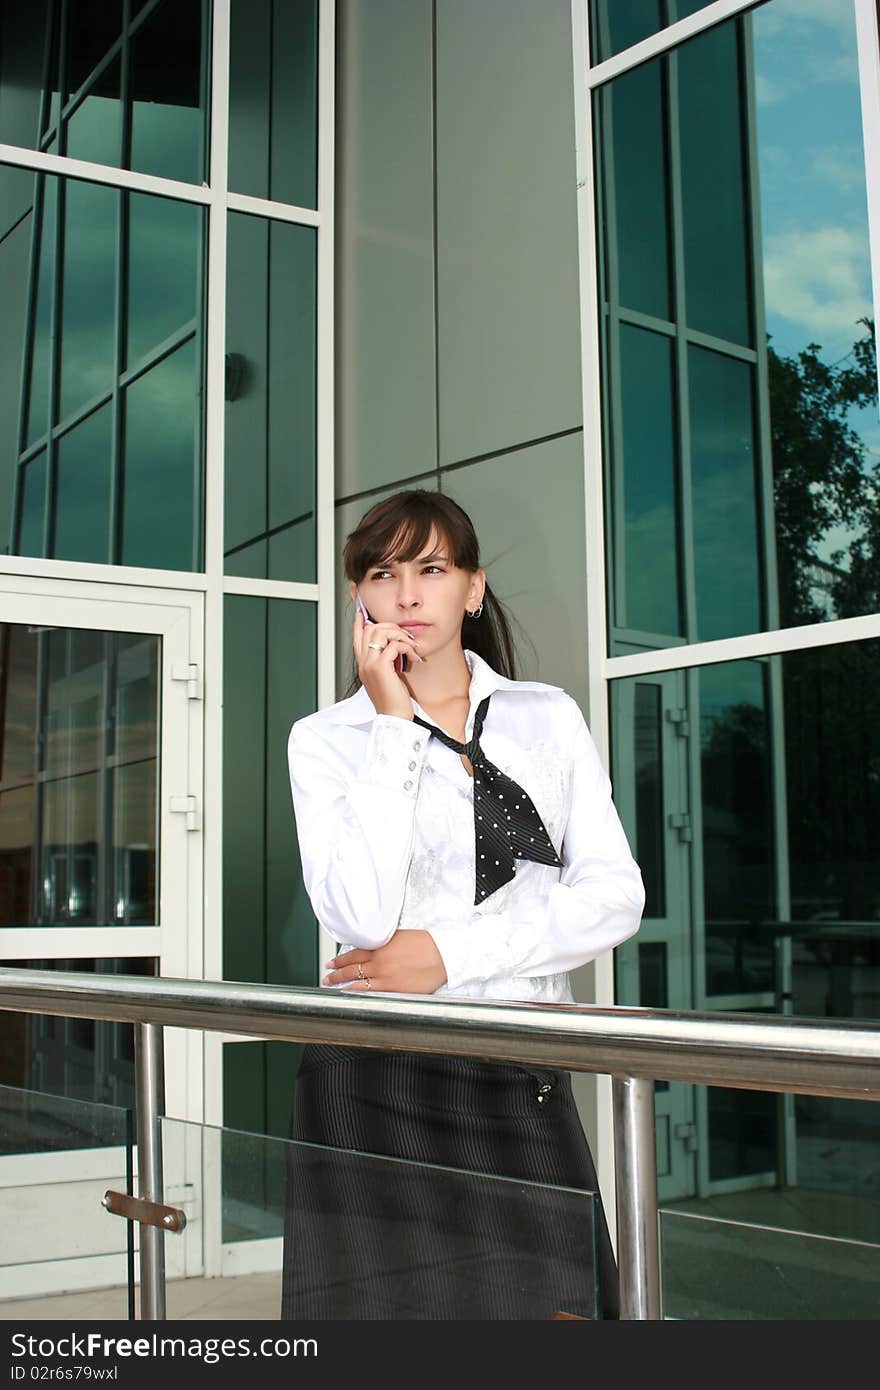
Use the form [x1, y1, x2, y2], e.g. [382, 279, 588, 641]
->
[466, 602, 484, 619]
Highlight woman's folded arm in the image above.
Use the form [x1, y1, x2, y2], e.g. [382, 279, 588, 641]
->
[288, 713, 429, 949]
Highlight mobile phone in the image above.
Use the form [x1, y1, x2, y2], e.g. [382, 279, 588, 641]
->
[355, 589, 407, 674]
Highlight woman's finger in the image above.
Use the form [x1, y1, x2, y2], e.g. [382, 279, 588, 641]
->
[327, 948, 372, 968]
[322, 950, 373, 985]
[323, 962, 375, 985]
[359, 623, 421, 650]
[361, 632, 425, 664]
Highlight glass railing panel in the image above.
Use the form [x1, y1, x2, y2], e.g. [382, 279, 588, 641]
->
[160, 1117, 600, 1320]
[660, 1208, 880, 1319]
[0, 1084, 134, 1317]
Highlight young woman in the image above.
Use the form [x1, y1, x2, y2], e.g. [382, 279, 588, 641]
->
[280, 489, 644, 1321]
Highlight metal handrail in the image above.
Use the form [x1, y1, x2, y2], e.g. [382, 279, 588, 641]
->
[2, 966, 880, 1321]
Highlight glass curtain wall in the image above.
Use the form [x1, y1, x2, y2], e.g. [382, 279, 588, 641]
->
[590, 1, 721, 62]
[591, 0, 880, 1222]
[0, 0, 209, 570]
[0, 0, 326, 1138]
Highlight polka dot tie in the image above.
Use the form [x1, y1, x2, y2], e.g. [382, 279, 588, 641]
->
[412, 694, 562, 905]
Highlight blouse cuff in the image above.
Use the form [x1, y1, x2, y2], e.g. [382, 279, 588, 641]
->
[428, 924, 481, 992]
[357, 714, 430, 799]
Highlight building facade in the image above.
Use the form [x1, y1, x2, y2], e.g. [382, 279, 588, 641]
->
[0, 0, 878, 1302]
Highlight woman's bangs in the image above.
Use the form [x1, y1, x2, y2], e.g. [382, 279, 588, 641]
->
[370, 514, 458, 571]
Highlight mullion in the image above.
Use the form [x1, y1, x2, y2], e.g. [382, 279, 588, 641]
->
[45, 168, 65, 559]
[10, 170, 46, 552]
[666, 46, 697, 646]
[601, 75, 629, 635]
[32, 633, 49, 924]
[59, 40, 125, 127]
[37, 0, 59, 143]
[739, 14, 778, 636]
[97, 634, 114, 927]
[56, 0, 71, 156]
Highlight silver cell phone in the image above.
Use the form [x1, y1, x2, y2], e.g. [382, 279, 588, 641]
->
[356, 589, 407, 673]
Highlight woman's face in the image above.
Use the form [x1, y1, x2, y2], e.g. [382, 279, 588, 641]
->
[348, 526, 485, 657]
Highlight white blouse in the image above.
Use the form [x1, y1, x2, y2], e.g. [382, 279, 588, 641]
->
[287, 648, 645, 1004]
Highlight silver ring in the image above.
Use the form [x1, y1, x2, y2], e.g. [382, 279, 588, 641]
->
[356, 962, 365, 979]
[367, 640, 385, 651]
[364, 977, 372, 990]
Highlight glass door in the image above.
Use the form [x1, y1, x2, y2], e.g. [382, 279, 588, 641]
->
[0, 575, 203, 1296]
[612, 669, 697, 1202]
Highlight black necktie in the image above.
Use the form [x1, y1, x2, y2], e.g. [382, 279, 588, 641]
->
[412, 693, 562, 905]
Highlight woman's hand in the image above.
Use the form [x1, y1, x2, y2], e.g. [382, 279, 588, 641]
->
[353, 609, 425, 720]
[323, 930, 448, 994]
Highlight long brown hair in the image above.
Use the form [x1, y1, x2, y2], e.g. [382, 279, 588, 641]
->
[341, 489, 519, 697]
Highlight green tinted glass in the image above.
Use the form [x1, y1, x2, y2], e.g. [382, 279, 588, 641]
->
[606, 61, 671, 320]
[0, 1, 205, 179]
[612, 639, 880, 1200]
[127, 194, 201, 369]
[128, 0, 204, 183]
[59, 180, 117, 422]
[708, 1084, 777, 1182]
[26, 177, 56, 447]
[699, 660, 773, 976]
[617, 325, 681, 635]
[634, 683, 666, 920]
[590, 0, 662, 63]
[53, 405, 113, 563]
[225, 215, 317, 582]
[589, 0, 714, 62]
[228, 0, 318, 209]
[17, 452, 47, 557]
[689, 345, 760, 641]
[3, 169, 205, 572]
[122, 340, 199, 570]
[678, 21, 751, 346]
[0, 176, 32, 547]
[223, 595, 317, 992]
[224, 1040, 302, 1143]
[599, 2, 878, 648]
[65, 59, 123, 166]
[0, 3, 60, 150]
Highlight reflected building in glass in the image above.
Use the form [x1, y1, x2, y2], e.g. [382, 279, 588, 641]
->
[0, 0, 879, 1311]
[593, 0, 880, 1222]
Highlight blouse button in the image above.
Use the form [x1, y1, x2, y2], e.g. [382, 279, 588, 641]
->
[403, 779, 413, 791]
[408, 760, 417, 771]
[413, 740, 422, 751]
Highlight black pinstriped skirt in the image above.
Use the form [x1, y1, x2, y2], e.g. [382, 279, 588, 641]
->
[280, 1044, 619, 1320]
